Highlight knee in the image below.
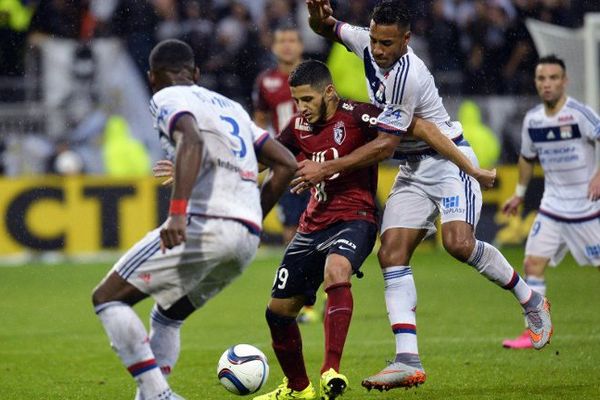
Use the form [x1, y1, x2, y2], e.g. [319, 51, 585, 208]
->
[523, 257, 546, 277]
[91, 285, 106, 307]
[378, 244, 409, 267]
[324, 264, 351, 287]
[443, 235, 475, 262]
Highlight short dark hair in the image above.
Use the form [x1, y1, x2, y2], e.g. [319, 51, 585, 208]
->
[371, 0, 411, 31]
[537, 54, 566, 73]
[149, 39, 195, 72]
[288, 60, 332, 90]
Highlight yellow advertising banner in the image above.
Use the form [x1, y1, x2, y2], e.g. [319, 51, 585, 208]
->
[0, 165, 541, 256]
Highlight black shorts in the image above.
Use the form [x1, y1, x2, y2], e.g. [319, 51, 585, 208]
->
[271, 219, 377, 305]
[277, 190, 310, 227]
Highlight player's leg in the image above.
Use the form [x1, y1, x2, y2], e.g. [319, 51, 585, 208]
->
[254, 296, 317, 400]
[256, 232, 322, 399]
[440, 178, 552, 349]
[92, 231, 174, 400]
[361, 226, 428, 391]
[319, 220, 377, 399]
[279, 191, 318, 324]
[502, 255, 549, 349]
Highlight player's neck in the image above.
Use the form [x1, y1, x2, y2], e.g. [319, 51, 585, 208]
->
[324, 97, 340, 121]
[278, 60, 301, 76]
[543, 95, 567, 116]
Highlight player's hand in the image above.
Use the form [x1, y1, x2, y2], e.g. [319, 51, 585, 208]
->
[153, 159, 174, 186]
[502, 195, 524, 216]
[300, 159, 330, 184]
[159, 215, 187, 253]
[588, 171, 600, 201]
[472, 167, 496, 189]
[306, 0, 333, 20]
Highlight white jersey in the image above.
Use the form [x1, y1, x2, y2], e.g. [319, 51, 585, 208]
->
[336, 22, 463, 155]
[150, 84, 269, 232]
[520, 97, 600, 220]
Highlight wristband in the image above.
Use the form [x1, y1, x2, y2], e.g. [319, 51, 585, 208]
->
[169, 199, 188, 215]
[515, 183, 527, 198]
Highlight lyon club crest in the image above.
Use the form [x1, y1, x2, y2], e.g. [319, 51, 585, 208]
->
[333, 121, 346, 145]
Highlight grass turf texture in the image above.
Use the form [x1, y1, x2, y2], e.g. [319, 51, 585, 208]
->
[0, 247, 599, 399]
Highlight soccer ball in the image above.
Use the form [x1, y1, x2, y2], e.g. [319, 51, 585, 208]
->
[217, 344, 269, 395]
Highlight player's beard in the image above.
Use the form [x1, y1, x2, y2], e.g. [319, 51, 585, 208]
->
[316, 98, 328, 124]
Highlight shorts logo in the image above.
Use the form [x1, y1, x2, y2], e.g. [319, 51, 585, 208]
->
[335, 238, 356, 251]
[530, 221, 541, 237]
[333, 121, 346, 145]
[442, 196, 459, 208]
[585, 244, 600, 259]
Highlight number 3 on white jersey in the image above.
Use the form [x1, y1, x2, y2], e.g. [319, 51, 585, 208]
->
[220, 115, 247, 158]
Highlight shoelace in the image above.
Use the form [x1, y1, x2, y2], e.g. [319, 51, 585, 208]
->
[525, 309, 542, 329]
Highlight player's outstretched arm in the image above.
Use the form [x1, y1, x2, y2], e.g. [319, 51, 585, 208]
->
[293, 132, 399, 189]
[257, 137, 297, 217]
[306, 0, 341, 43]
[502, 155, 535, 215]
[160, 114, 204, 252]
[411, 119, 496, 189]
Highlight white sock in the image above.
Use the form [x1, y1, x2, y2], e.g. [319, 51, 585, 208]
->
[150, 304, 183, 377]
[383, 266, 419, 356]
[467, 240, 533, 304]
[525, 276, 546, 296]
[95, 301, 171, 399]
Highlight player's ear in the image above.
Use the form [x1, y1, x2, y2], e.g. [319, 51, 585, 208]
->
[324, 84, 336, 100]
[148, 71, 155, 89]
[193, 67, 200, 83]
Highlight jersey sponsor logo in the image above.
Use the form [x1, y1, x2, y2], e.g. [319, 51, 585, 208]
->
[333, 121, 346, 145]
[341, 102, 355, 111]
[560, 125, 573, 139]
[263, 76, 283, 92]
[528, 124, 581, 143]
[558, 114, 574, 123]
[529, 118, 544, 127]
[361, 113, 378, 125]
[295, 117, 313, 132]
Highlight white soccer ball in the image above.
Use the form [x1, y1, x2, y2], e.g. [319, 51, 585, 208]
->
[217, 344, 269, 395]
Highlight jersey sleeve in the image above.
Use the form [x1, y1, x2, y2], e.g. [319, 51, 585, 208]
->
[276, 118, 301, 156]
[375, 68, 419, 135]
[336, 22, 370, 58]
[577, 104, 600, 140]
[519, 115, 537, 160]
[150, 89, 195, 139]
[352, 102, 381, 140]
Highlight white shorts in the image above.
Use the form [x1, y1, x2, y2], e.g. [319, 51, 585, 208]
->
[381, 146, 482, 237]
[525, 213, 600, 267]
[110, 217, 260, 309]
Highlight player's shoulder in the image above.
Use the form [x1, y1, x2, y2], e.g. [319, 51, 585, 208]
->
[341, 99, 381, 121]
[565, 97, 600, 123]
[524, 103, 544, 119]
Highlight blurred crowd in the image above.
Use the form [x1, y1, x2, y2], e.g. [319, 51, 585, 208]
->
[0, 0, 599, 176]
[2, 0, 599, 101]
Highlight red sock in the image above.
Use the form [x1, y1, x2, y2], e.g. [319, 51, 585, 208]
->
[321, 282, 353, 374]
[265, 308, 309, 391]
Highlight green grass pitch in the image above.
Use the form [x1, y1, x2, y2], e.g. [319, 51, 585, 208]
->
[1, 247, 599, 399]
